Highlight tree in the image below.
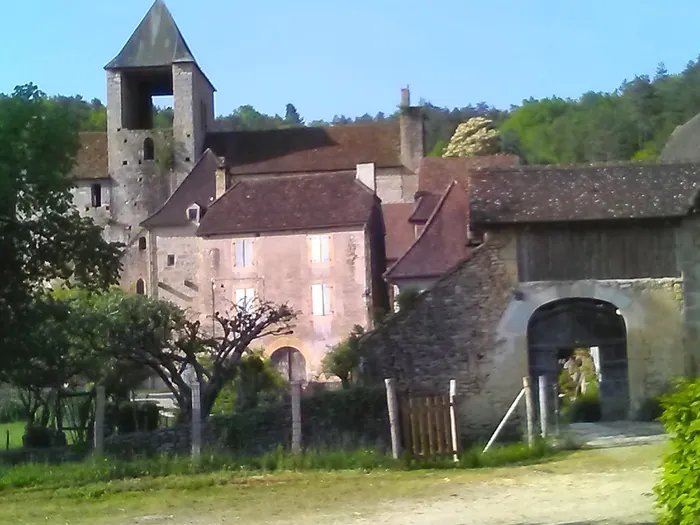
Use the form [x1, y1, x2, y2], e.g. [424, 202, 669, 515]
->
[443, 117, 501, 157]
[97, 291, 297, 420]
[322, 325, 365, 388]
[0, 84, 123, 378]
[284, 103, 304, 127]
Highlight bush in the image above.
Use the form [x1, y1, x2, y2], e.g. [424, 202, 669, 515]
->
[107, 401, 160, 434]
[655, 379, 700, 525]
[563, 393, 601, 423]
[0, 399, 24, 423]
[22, 426, 66, 449]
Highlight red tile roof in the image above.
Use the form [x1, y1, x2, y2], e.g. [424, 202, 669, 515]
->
[71, 132, 108, 180]
[382, 203, 416, 262]
[205, 124, 401, 175]
[141, 149, 220, 228]
[197, 172, 377, 237]
[385, 181, 470, 281]
[408, 192, 440, 223]
[418, 155, 519, 194]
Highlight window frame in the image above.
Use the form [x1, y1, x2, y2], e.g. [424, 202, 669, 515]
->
[311, 283, 332, 316]
[234, 287, 256, 313]
[166, 254, 175, 267]
[233, 239, 254, 268]
[90, 183, 102, 208]
[310, 234, 331, 263]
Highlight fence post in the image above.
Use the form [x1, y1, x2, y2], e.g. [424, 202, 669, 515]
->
[538, 375, 548, 439]
[449, 379, 460, 462]
[191, 381, 202, 459]
[384, 378, 401, 459]
[291, 381, 302, 454]
[523, 376, 534, 448]
[93, 386, 106, 455]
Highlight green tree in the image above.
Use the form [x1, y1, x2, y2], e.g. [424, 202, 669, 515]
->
[284, 103, 304, 127]
[0, 84, 122, 378]
[322, 325, 365, 388]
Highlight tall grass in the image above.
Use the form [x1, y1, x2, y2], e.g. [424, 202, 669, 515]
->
[0, 441, 555, 492]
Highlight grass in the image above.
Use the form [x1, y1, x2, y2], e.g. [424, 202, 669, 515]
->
[0, 421, 25, 450]
[0, 443, 666, 525]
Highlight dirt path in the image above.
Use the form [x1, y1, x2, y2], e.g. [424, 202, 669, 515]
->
[125, 446, 661, 525]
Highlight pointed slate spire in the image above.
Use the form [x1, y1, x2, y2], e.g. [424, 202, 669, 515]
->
[105, 0, 197, 69]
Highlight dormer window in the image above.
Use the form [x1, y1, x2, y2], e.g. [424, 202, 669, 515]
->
[186, 204, 200, 222]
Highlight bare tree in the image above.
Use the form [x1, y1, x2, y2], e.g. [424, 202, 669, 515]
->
[98, 291, 297, 420]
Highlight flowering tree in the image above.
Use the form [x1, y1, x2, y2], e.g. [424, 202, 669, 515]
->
[443, 117, 500, 157]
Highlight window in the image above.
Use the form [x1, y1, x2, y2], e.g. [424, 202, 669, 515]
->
[167, 254, 175, 266]
[235, 288, 255, 313]
[136, 279, 145, 295]
[138, 236, 147, 251]
[311, 284, 331, 316]
[234, 239, 253, 267]
[143, 137, 155, 161]
[91, 184, 102, 208]
[187, 205, 199, 222]
[310, 235, 330, 263]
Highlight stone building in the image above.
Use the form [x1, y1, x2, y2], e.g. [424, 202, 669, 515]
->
[362, 160, 700, 438]
[68, 0, 424, 380]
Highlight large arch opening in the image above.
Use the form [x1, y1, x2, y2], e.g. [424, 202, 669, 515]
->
[527, 298, 629, 421]
[270, 347, 306, 383]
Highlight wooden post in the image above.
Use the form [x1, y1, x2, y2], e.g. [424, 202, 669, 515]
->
[538, 375, 548, 439]
[553, 382, 561, 438]
[483, 387, 526, 454]
[449, 379, 459, 462]
[523, 376, 534, 448]
[384, 378, 401, 459]
[5, 429, 9, 451]
[191, 381, 202, 459]
[93, 386, 106, 455]
[291, 381, 302, 454]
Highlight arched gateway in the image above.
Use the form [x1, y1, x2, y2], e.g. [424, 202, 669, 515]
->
[527, 298, 629, 421]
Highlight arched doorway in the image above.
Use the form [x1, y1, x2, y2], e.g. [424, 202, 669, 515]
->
[270, 347, 306, 383]
[527, 298, 629, 420]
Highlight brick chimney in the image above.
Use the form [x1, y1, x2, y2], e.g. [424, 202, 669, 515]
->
[399, 87, 425, 173]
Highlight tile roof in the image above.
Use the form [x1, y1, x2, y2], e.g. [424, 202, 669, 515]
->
[71, 132, 108, 180]
[385, 181, 470, 281]
[418, 155, 519, 193]
[408, 192, 440, 223]
[470, 162, 700, 224]
[382, 203, 416, 262]
[204, 124, 401, 175]
[660, 112, 700, 163]
[141, 149, 220, 228]
[105, 0, 197, 69]
[197, 172, 377, 237]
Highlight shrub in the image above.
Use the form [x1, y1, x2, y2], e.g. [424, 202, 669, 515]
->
[655, 379, 700, 525]
[563, 393, 601, 423]
[322, 325, 364, 388]
[107, 401, 160, 434]
[22, 426, 66, 449]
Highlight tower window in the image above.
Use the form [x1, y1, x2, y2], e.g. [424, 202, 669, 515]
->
[143, 138, 155, 161]
[138, 236, 147, 251]
[136, 279, 145, 295]
[91, 184, 102, 208]
[167, 254, 175, 266]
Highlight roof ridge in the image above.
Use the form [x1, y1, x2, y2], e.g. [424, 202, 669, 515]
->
[476, 161, 700, 174]
[384, 180, 456, 279]
[208, 122, 399, 136]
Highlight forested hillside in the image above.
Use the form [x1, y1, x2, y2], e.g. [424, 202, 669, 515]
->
[44, 55, 700, 165]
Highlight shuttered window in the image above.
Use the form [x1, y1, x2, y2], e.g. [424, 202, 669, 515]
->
[311, 284, 331, 316]
[310, 235, 330, 263]
[234, 239, 253, 267]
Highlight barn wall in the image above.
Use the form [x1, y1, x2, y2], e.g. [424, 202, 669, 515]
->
[516, 221, 680, 281]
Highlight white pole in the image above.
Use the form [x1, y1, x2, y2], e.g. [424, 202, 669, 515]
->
[291, 381, 302, 454]
[523, 376, 534, 448]
[539, 375, 548, 439]
[449, 379, 459, 462]
[483, 387, 526, 454]
[191, 381, 202, 459]
[93, 386, 106, 455]
[384, 378, 401, 459]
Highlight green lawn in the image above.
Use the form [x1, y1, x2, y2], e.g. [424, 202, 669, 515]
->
[0, 421, 25, 450]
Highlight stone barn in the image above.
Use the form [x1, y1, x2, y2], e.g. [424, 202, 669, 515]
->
[362, 162, 700, 438]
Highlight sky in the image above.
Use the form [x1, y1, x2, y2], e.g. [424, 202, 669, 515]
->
[1, 1, 700, 122]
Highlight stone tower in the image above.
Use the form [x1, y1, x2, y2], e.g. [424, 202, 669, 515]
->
[104, 0, 216, 292]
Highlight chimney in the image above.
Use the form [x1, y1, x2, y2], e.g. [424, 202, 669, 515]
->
[399, 86, 425, 173]
[356, 162, 376, 192]
[215, 159, 227, 200]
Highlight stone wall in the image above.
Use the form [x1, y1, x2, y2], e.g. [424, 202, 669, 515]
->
[376, 168, 418, 204]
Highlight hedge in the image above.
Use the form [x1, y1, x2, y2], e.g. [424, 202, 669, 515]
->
[655, 379, 700, 525]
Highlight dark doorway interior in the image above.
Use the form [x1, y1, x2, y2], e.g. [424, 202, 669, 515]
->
[270, 347, 306, 383]
[527, 298, 629, 420]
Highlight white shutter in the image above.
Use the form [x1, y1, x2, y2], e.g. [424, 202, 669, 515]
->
[244, 239, 253, 266]
[235, 288, 246, 310]
[234, 241, 243, 267]
[310, 236, 321, 263]
[321, 235, 330, 262]
[312, 284, 324, 316]
[322, 284, 331, 315]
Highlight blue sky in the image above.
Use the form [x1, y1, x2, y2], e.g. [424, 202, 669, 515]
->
[1, 1, 699, 121]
